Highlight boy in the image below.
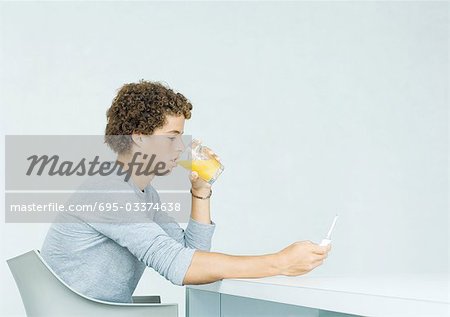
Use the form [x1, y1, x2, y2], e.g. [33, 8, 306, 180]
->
[41, 80, 331, 303]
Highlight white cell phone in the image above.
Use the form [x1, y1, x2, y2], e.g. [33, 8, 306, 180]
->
[319, 214, 339, 246]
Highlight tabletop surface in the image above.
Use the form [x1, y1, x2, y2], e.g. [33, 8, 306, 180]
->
[227, 274, 449, 302]
[187, 273, 450, 315]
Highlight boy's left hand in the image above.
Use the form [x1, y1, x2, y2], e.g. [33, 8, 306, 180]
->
[189, 146, 220, 196]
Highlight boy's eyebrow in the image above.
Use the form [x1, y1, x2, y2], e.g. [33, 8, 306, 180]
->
[166, 130, 184, 134]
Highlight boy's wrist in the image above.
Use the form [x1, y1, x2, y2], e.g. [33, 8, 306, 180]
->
[266, 253, 283, 276]
[191, 187, 212, 198]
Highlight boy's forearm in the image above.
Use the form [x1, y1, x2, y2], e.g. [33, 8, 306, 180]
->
[183, 250, 281, 285]
[190, 188, 212, 225]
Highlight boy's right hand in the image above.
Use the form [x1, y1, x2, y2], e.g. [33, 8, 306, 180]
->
[275, 240, 331, 276]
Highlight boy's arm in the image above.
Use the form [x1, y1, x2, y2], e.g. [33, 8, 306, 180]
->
[152, 189, 215, 250]
[183, 241, 331, 285]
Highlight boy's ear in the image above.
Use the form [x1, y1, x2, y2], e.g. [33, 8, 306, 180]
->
[131, 133, 143, 147]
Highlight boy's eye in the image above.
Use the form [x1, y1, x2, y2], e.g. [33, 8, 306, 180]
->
[168, 137, 176, 141]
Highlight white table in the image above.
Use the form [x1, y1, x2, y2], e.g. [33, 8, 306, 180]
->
[186, 274, 449, 317]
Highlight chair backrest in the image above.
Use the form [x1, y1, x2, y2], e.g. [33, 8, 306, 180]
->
[7, 250, 178, 317]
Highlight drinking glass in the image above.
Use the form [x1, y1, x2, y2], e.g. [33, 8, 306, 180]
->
[177, 139, 224, 184]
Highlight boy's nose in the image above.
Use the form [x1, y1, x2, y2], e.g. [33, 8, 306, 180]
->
[175, 137, 185, 154]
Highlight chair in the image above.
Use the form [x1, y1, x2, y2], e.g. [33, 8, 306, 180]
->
[7, 250, 178, 317]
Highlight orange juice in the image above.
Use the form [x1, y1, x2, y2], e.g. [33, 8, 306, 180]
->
[178, 159, 221, 182]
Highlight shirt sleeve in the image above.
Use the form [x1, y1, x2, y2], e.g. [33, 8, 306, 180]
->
[152, 208, 187, 246]
[153, 208, 216, 251]
[87, 221, 196, 286]
[151, 189, 216, 251]
[184, 217, 216, 251]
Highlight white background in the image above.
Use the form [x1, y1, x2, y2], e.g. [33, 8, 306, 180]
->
[1, 1, 448, 316]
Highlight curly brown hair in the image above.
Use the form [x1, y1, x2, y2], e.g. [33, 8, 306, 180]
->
[104, 80, 193, 154]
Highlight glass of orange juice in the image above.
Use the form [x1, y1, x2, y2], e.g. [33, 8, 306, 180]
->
[176, 139, 224, 184]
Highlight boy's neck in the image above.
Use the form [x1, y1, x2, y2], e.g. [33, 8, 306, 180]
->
[116, 153, 155, 191]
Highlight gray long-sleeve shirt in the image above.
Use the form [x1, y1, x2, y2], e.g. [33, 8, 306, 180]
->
[41, 173, 215, 303]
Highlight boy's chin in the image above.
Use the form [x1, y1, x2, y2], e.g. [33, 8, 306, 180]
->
[164, 162, 177, 173]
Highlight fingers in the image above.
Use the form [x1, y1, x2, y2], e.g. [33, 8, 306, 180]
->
[189, 171, 212, 189]
[192, 139, 202, 147]
[312, 248, 326, 255]
[312, 252, 328, 261]
[312, 245, 330, 264]
[311, 259, 324, 269]
[312, 243, 331, 255]
[189, 171, 199, 182]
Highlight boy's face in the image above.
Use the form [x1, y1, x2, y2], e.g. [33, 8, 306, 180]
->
[132, 114, 186, 173]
